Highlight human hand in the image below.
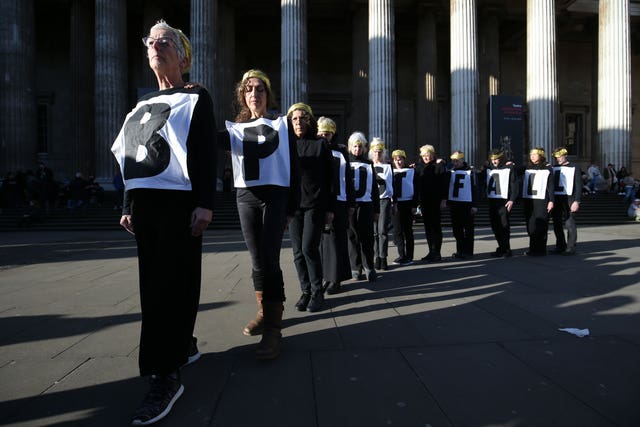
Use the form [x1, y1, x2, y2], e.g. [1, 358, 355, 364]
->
[191, 207, 212, 236]
[505, 200, 514, 212]
[120, 215, 134, 235]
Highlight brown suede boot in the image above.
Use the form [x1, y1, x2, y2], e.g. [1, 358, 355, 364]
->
[242, 291, 264, 336]
[256, 301, 283, 360]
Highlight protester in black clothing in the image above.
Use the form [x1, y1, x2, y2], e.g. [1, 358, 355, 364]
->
[369, 138, 393, 270]
[221, 69, 300, 360]
[111, 20, 217, 426]
[415, 144, 447, 262]
[391, 150, 418, 265]
[550, 147, 582, 255]
[286, 103, 335, 313]
[446, 151, 478, 259]
[521, 147, 554, 256]
[318, 117, 354, 295]
[347, 132, 380, 282]
[486, 149, 518, 257]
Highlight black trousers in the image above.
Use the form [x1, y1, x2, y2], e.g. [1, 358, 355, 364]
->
[373, 198, 392, 259]
[347, 202, 375, 273]
[524, 198, 549, 255]
[450, 203, 475, 256]
[290, 207, 325, 294]
[321, 201, 352, 283]
[552, 195, 577, 250]
[131, 189, 201, 376]
[237, 188, 288, 302]
[392, 201, 415, 260]
[489, 198, 512, 251]
[420, 198, 443, 255]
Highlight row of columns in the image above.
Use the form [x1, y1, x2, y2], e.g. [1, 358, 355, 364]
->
[0, 0, 632, 179]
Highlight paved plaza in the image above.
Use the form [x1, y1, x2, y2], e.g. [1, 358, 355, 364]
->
[1, 224, 639, 427]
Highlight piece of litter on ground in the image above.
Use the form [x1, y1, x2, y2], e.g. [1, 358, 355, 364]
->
[558, 327, 590, 337]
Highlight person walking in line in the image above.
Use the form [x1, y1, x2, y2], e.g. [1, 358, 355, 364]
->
[550, 147, 582, 255]
[486, 149, 518, 258]
[317, 116, 354, 295]
[221, 69, 300, 359]
[391, 149, 418, 265]
[446, 151, 477, 259]
[521, 148, 555, 256]
[111, 20, 217, 426]
[369, 138, 393, 270]
[287, 103, 335, 313]
[346, 131, 380, 282]
[415, 145, 448, 262]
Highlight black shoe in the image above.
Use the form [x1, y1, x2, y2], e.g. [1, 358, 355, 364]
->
[131, 374, 184, 426]
[503, 250, 513, 258]
[392, 256, 404, 264]
[421, 253, 434, 261]
[307, 292, 325, 312]
[295, 293, 311, 311]
[381, 258, 388, 270]
[426, 253, 441, 263]
[326, 281, 341, 295]
[374, 257, 381, 270]
[399, 258, 414, 266]
[490, 247, 504, 257]
[351, 270, 366, 281]
[366, 269, 377, 282]
[550, 247, 566, 255]
[452, 252, 469, 259]
[182, 337, 200, 367]
[562, 248, 576, 256]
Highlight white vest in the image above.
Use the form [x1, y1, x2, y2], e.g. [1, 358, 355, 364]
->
[486, 168, 511, 200]
[225, 117, 290, 188]
[448, 170, 472, 202]
[332, 149, 348, 202]
[523, 169, 550, 200]
[393, 168, 415, 201]
[553, 166, 575, 196]
[350, 161, 374, 202]
[374, 163, 394, 199]
[111, 91, 198, 191]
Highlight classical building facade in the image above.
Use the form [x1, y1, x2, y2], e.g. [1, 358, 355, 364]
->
[1, 0, 639, 183]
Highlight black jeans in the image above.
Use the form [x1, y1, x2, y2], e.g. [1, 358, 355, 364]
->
[489, 198, 511, 251]
[373, 198, 392, 259]
[524, 198, 549, 255]
[237, 187, 288, 302]
[392, 201, 415, 260]
[347, 202, 375, 273]
[290, 207, 325, 294]
[552, 195, 577, 250]
[421, 198, 443, 255]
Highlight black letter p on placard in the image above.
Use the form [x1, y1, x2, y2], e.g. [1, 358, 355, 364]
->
[242, 124, 279, 181]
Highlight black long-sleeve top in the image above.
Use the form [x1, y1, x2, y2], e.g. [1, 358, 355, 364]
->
[296, 134, 335, 212]
[415, 159, 448, 205]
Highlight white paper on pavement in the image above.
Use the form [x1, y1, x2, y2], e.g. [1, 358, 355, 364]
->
[558, 328, 590, 337]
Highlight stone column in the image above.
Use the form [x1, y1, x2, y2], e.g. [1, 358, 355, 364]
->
[0, 0, 36, 173]
[526, 0, 558, 157]
[369, 0, 397, 149]
[70, 0, 94, 176]
[191, 0, 217, 111]
[450, 0, 479, 165]
[598, 0, 631, 169]
[217, 2, 235, 122]
[281, 0, 308, 111]
[351, 3, 369, 135]
[479, 7, 501, 158]
[416, 6, 438, 154]
[95, 0, 127, 182]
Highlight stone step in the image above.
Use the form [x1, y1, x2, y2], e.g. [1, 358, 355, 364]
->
[0, 192, 632, 231]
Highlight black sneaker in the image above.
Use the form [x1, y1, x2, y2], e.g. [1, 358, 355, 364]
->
[295, 293, 311, 311]
[131, 374, 184, 426]
[307, 291, 325, 312]
[182, 337, 200, 367]
[392, 257, 404, 264]
[325, 281, 341, 295]
[366, 269, 377, 282]
[399, 258, 414, 266]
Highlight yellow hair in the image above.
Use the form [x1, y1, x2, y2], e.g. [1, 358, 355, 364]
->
[287, 102, 314, 118]
[370, 137, 385, 152]
[242, 69, 272, 92]
[317, 117, 336, 134]
[552, 147, 568, 157]
[392, 149, 406, 159]
[530, 148, 545, 156]
[450, 150, 465, 160]
[420, 144, 435, 155]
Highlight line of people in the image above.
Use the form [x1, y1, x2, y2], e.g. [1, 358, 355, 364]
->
[111, 19, 591, 427]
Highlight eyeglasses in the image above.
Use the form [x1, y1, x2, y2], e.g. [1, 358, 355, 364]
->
[142, 36, 175, 49]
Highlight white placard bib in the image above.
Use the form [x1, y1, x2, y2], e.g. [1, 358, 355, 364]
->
[553, 166, 575, 196]
[393, 168, 415, 201]
[523, 169, 550, 200]
[486, 168, 511, 200]
[332, 149, 348, 202]
[350, 161, 374, 202]
[448, 170, 472, 202]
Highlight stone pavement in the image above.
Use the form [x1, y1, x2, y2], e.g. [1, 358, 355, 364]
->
[1, 224, 639, 427]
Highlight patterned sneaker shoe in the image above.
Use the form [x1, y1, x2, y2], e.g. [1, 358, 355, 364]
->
[131, 374, 184, 426]
[183, 337, 200, 367]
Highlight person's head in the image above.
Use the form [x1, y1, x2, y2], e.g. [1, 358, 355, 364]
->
[529, 147, 546, 165]
[552, 147, 568, 165]
[419, 144, 436, 164]
[143, 20, 192, 79]
[368, 138, 387, 163]
[234, 69, 277, 121]
[287, 103, 316, 138]
[392, 149, 406, 168]
[489, 149, 505, 168]
[348, 132, 368, 157]
[317, 116, 336, 142]
[450, 150, 465, 168]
